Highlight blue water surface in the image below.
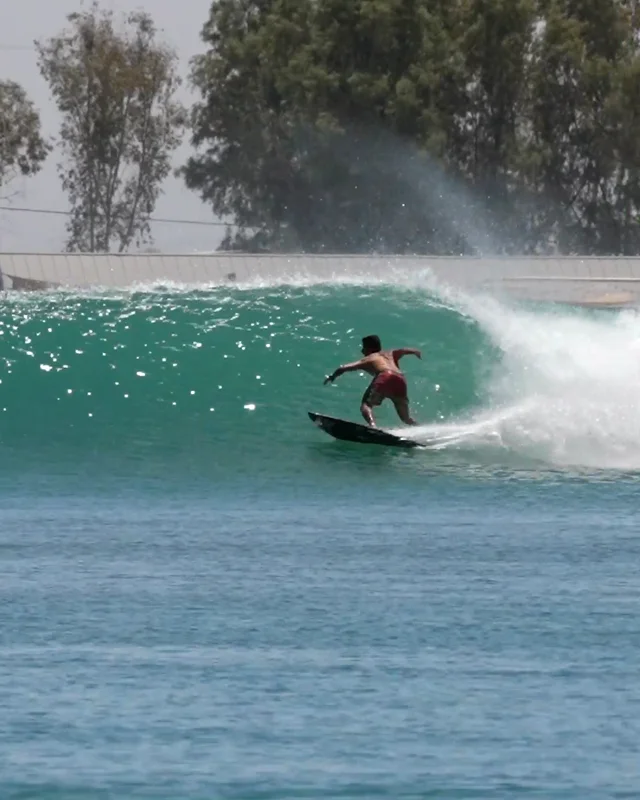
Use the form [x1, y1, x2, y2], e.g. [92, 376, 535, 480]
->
[2, 470, 640, 800]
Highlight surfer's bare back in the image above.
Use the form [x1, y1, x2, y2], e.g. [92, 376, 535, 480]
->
[324, 334, 421, 427]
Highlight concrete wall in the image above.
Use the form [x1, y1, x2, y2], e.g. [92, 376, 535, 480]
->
[2, 251, 640, 306]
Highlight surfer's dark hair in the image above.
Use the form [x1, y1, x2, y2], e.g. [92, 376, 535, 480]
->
[362, 334, 381, 351]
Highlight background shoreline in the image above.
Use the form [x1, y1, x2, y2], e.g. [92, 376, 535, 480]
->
[1, 252, 640, 307]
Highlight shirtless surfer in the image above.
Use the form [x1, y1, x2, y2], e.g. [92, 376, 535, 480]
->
[324, 334, 421, 427]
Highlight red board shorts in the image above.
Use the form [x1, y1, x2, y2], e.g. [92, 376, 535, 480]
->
[362, 371, 408, 407]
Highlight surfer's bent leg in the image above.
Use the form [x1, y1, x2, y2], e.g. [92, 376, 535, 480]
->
[361, 379, 380, 427]
[360, 402, 375, 427]
[392, 396, 416, 425]
[384, 373, 416, 425]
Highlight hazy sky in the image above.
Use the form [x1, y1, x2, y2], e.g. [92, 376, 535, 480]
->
[0, 0, 227, 253]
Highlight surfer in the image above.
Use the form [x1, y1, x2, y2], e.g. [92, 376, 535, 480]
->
[324, 334, 421, 427]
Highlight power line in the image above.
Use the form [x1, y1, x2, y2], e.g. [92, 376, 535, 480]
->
[0, 204, 233, 227]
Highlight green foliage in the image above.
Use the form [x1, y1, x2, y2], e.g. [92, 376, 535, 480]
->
[522, 0, 640, 253]
[182, 0, 640, 254]
[0, 80, 50, 196]
[36, 1, 185, 252]
[181, 0, 464, 253]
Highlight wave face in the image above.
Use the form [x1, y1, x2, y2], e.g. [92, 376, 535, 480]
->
[1, 272, 638, 485]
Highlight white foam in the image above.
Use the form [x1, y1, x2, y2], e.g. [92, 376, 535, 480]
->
[393, 288, 640, 470]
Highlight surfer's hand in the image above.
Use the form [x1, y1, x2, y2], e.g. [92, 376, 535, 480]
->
[325, 366, 344, 384]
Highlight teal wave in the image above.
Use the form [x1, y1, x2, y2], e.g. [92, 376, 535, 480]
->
[0, 284, 493, 480]
[6, 278, 633, 479]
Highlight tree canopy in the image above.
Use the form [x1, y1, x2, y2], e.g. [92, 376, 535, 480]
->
[0, 80, 50, 199]
[36, 1, 185, 253]
[182, 0, 640, 255]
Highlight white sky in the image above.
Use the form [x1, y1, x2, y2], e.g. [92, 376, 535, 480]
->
[0, 0, 226, 252]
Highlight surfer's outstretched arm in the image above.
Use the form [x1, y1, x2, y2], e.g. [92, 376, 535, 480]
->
[392, 347, 422, 360]
[324, 359, 367, 384]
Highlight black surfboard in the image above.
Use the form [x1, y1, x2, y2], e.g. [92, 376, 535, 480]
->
[308, 411, 420, 449]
